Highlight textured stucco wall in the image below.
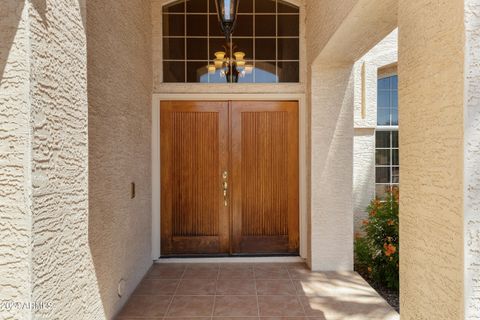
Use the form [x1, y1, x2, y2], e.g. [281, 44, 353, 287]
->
[28, 1, 106, 319]
[398, 0, 465, 318]
[87, 0, 153, 318]
[0, 2, 32, 319]
[309, 63, 354, 271]
[352, 30, 397, 233]
[306, 0, 396, 271]
[464, 0, 480, 318]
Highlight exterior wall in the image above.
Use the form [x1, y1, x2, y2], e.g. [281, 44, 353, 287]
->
[86, 0, 153, 318]
[353, 30, 397, 233]
[464, 0, 480, 318]
[0, 2, 32, 319]
[305, 0, 397, 270]
[398, 0, 465, 318]
[0, 1, 107, 319]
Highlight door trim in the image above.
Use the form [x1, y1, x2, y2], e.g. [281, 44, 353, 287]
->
[152, 93, 308, 259]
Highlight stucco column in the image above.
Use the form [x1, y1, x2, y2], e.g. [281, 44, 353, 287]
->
[1, 1, 105, 319]
[399, 0, 480, 319]
[308, 63, 354, 271]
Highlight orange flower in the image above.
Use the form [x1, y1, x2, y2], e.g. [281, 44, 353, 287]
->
[368, 267, 372, 273]
[384, 244, 396, 257]
[369, 210, 376, 217]
[387, 219, 395, 226]
[362, 220, 369, 226]
[355, 232, 362, 240]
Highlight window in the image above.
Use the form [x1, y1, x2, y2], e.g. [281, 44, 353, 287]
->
[375, 75, 399, 198]
[162, 0, 300, 83]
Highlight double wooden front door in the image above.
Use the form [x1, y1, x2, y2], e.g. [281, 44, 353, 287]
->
[160, 101, 299, 256]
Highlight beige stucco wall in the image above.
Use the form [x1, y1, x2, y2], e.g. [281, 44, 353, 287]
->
[0, 1, 106, 319]
[0, 2, 32, 319]
[306, 0, 397, 270]
[399, 0, 465, 318]
[465, 1, 480, 318]
[87, 0, 153, 318]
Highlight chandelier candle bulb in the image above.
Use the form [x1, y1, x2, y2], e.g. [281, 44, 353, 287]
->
[234, 52, 245, 60]
[236, 60, 246, 67]
[215, 51, 226, 60]
[207, 64, 216, 74]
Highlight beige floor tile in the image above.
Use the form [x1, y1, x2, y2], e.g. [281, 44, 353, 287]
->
[176, 279, 217, 295]
[219, 268, 255, 279]
[255, 280, 297, 295]
[254, 268, 290, 280]
[134, 279, 179, 295]
[257, 295, 305, 317]
[216, 279, 256, 295]
[147, 264, 186, 279]
[117, 295, 172, 318]
[213, 295, 259, 317]
[166, 295, 215, 317]
[183, 268, 220, 279]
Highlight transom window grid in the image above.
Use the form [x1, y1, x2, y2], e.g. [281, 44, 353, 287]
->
[162, 0, 300, 83]
[375, 75, 399, 198]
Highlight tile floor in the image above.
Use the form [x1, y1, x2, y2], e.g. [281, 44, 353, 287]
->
[116, 263, 399, 320]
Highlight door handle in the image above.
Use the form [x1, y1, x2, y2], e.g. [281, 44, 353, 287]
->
[222, 171, 228, 207]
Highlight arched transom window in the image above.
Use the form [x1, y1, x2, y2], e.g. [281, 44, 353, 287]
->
[162, 0, 300, 83]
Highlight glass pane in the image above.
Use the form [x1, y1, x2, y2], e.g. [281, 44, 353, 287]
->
[392, 131, 398, 148]
[391, 75, 398, 89]
[163, 14, 185, 36]
[209, 15, 224, 37]
[255, 38, 276, 60]
[255, 0, 276, 13]
[208, 67, 226, 83]
[233, 15, 253, 36]
[391, 107, 398, 125]
[238, 61, 254, 83]
[232, 38, 254, 59]
[209, 38, 227, 58]
[187, 38, 208, 60]
[163, 37, 185, 60]
[376, 150, 390, 166]
[255, 15, 276, 36]
[187, 61, 209, 82]
[375, 184, 389, 199]
[278, 61, 299, 82]
[376, 167, 390, 183]
[377, 108, 391, 126]
[278, 0, 299, 13]
[187, 0, 208, 12]
[378, 77, 390, 90]
[238, 0, 253, 13]
[392, 167, 400, 183]
[277, 38, 299, 60]
[392, 149, 399, 165]
[164, 0, 185, 13]
[392, 90, 398, 109]
[378, 91, 390, 109]
[163, 61, 185, 82]
[187, 14, 208, 36]
[278, 15, 299, 36]
[255, 61, 277, 82]
[376, 131, 390, 148]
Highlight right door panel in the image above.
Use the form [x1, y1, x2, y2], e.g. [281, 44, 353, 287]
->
[231, 101, 299, 254]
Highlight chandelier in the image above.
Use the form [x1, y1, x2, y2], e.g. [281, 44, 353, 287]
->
[209, 0, 253, 83]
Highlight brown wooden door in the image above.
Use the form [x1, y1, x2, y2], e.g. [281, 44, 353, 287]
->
[161, 101, 230, 255]
[231, 101, 299, 254]
[160, 100, 299, 256]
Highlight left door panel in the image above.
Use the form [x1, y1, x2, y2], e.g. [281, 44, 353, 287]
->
[161, 101, 230, 255]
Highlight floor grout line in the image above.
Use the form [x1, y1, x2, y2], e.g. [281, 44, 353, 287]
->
[287, 266, 308, 317]
[162, 265, 186, 319]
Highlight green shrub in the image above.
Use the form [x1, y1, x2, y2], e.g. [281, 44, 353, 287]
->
[354, 188, 399, 290]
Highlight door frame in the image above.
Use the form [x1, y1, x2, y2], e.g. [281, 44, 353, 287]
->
[152, 93, 308, 259]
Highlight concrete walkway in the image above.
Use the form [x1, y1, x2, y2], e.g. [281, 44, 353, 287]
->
[116, 263, 399, 320]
